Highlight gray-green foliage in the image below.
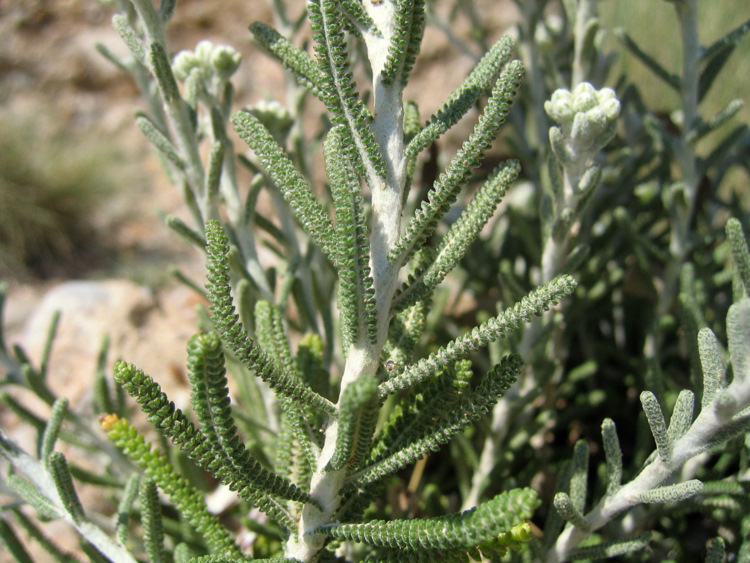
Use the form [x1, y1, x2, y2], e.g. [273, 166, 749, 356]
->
[1, 0, 750, 562]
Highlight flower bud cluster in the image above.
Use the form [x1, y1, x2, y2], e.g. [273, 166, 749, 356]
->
[172, 40, 242, 96]
[545, 82, 620, 161]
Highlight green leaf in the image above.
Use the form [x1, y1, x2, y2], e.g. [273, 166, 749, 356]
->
[569, 440, 589, 514]
[699, 18, 750, 102]
[308, 0, 386, 181]
[101, 415, 245, 557]
[340, 0, 381, 37]
[406, 36, 516, 159]
[39, 310, 60, 381]
[205, 139, 224, 205]
[165, 214, 206, 249]
[112, 361, 302, 528]
[136, 113, 185, 169]
[317, 488, 538, 552]
[8, 508, 77, 563]
[360, 355, 521, 485]
[40, 398, 68, 464]
[380, 275, 575, 397]
[370, 359, 472, 464]
[140, 478, 166, 563]
[149, 42, 180, 103]
[727, 298, 750, 385]
[666, 390, 694, 445]
[232, 111, 338, 264]
[249, 22, 327, 102]
[380, 0, 426, 87]
[390, 59, 524, 265]
[205, 221, 337, 416]
[0, 519, 34, 563]
[327, 126, 378, 345]
[567, 532, 651, 560]
[687, 99, 744, 143]
[328, 375, 380, 472]
[112, 14, 145, 64]
[635, 479, 703, 504]
[116, 474, 141, 545]
[614, 28, 680, 90]
[705, 537, 726, 563]
[48, 452, 85, 523]
[185, 332, 319, 508]
[727, 218, 750, 295]
[601, 418, 622, 495]
[698, 328, 726, 409]
[6, 474, 59, 520]
[393, 160, 519, 311]
[159, 0, 177, 23]
[552, 492, 590, 532]
[640, 391, 670, 461]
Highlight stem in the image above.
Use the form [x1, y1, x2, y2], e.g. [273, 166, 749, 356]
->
[548, 400, 734, 562]
[285, 4, 408, 558]
[643, 0, 700, 378]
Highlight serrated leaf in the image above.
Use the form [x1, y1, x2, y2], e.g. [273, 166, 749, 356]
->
[727, 218, 750, 295]
[640, 391, 670, 461]
[636, 479, 703, 504]
[232, 111, 339, 265]
[698, 328, 726, 409]
[727, 298, 750, 385]
[380, 275, 575, 397]
[380, 0, 426, 87]
[391, 59, 523, 265]
[249, 22, 327, 102]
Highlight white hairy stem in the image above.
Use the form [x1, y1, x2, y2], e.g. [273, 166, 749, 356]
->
[549, 397, 744, 562]
[286, 4, 407, 559]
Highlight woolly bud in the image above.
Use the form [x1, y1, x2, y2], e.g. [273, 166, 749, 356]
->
[545, 82, 621, 158]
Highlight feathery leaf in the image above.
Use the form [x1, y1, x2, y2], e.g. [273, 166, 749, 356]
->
[249, 22, 327, 102]
[601, 418, 622, 495]
[380, 0, 426, 87]
[636, 479, 704, 504]
[136, 113, 184, 169]
[112, 360, 311, 526]
[698, 328, 726, 409]
[327, 126, 378, 345]
[666, 390, 694, 445]
[640, 391, 670, 461]
[205, 221, 337, 416]
[553, 492, 590, 532]
[380, 275, 575, 397]
[328, 375, 380, 472]
[48, 452, 85, 523]
[393, 160, 519, 311]
[317, 488, 538, 552]
[727, 298, 750, 386]
[40, 397, 68, 464]
[308, 0, 386, 181]
[390, 59, 524, 264]
[370, 359, 472, 464]
[359, 355, 521, 485]
[100, 414, 245, 557]
[566, 532, 651, 560]
[726, 218, 750, 295]
[406, 36, 516, 159]
[232, 111, 338, 264]
[139, 478, 166, 563]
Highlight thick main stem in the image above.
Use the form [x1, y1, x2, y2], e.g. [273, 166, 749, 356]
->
[286, 5, 407, 558]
